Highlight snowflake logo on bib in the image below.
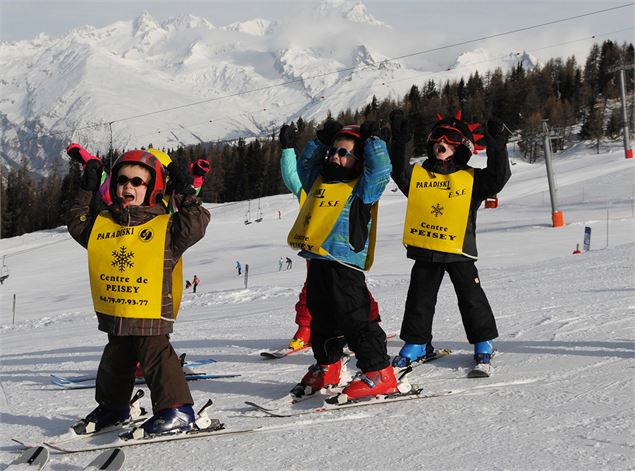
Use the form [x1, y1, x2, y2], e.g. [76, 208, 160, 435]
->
[112, 246, 135, 272]
[431, 203, 444, 217]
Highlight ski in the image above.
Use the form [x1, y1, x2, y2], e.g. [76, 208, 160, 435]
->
[246, 387, 454, 417]
[51, 357, 218, 385]
[467, 363, 492, 378]
[6, 446, 49, 470]
[83, 448, 125, 470]
[12, 390, 148, 450]
[260, 344, 310, 359]
[260, 333, 399, 360]
[466, 350, 497, 378]
[51, 372, 241, 390]
[394, 348, 452, 373]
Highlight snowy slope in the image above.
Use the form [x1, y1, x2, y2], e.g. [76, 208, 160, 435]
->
[0, 1, 534, 175]
[0, 144, 633, 470]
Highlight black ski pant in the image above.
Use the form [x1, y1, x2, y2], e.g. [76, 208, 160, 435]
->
[95, 334, 193, 413]
[400, 260, 499, 345]
[305, 259, 390, 373]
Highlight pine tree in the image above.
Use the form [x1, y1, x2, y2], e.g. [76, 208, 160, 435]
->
[605, 108, 622, 139]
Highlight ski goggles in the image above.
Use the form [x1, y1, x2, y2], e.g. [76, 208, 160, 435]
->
[327, 147, 358, 160]
[116, 175, 148, 187]
[428, 125, 475, 153]
[427, 125, 471, 146]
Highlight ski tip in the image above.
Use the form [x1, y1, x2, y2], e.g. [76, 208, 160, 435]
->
[9, 445, 50, 468]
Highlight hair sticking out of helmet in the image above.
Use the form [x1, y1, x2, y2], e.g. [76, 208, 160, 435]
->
[109, 150, 167, 206]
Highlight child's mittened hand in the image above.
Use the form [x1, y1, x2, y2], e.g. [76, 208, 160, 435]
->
[80, 159, 103, 192]
[486, 118, 509, 149]
[316, 120, 343, 146]
[360, 121, 380, 142]
[191, 159, 211, 176]
[279, 124, 297, 149]
[190, 160, 210, 189]
[168, 161, 196, 195]
[66, 143, 100, 169]
[389, 109, 411, 144]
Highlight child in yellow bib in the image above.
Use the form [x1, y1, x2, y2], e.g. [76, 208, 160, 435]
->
[279, 124, 383, 352]
[67, 149, 210, 438]
[389, 110, 511, 377]
[287, 121, 399, 401]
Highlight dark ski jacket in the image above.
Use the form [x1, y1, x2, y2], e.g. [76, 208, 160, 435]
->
[390, 139, 510, 262]
[67, 190, 210, 336]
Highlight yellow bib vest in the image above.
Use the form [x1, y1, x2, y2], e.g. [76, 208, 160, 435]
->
[299, 188, 307, 207]
[88, 213, 182, 319]
[288, 177, 378, 270]
[403, 165, 474, 254]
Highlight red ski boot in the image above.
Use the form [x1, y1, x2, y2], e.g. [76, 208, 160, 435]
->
[341, 365, 398, 399]
[290, 359, 342, 398]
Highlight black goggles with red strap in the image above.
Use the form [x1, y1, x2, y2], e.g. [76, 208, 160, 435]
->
[427, 125, 469, 146]
[427, 125, 475, 153]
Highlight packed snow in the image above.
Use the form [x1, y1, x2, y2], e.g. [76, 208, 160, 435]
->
[0, 142, 634, 469]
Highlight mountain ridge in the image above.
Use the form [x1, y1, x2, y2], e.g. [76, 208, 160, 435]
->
[0, 1, 534, 176]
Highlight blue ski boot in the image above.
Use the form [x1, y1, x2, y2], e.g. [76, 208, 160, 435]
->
[72, 404, 131, 435]
[392, 342, 434, 368]
[468, 340, 494, 378]
[141, 405, 195, 437]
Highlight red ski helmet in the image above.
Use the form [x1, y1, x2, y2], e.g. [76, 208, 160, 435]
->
[110, 150, 167, 206]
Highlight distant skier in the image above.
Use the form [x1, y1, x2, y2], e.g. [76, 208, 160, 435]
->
[235, 261, 242, 276]
[278, 257, 284, 271]
[67, 148, 210, 437]
[192, 275, 200, 293]
[388, 109, 511, 377]
[285, 257, 293, 270]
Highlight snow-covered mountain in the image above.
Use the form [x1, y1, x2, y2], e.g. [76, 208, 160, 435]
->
[0, 0, 530, 176]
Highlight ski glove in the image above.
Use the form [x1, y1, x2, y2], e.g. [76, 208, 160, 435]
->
[80, 159, 103, 192]
[168, 161, 196, 195]
[66, 143, 100, 169]
[191, 159, 211, 177]
[279, 124, 297, 149]
[189, 159, 210, 190]
[316, 120, 343, 147]
[360, 121, 380, 142]
[485, 117, 510, 150]
[389, 109, 411, 144]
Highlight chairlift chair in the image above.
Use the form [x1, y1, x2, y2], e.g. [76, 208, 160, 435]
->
[0, 256, 8, 285]
[255, 199, 263, 223]
[244, 200, 253, 225]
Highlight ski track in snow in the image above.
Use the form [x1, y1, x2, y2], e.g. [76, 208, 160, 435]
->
[0, 147, 634, 469]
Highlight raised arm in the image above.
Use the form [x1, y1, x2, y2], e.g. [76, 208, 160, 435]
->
[388, 110, 413, 196]
[356, 134, 392, 204]
[474, 118, 512, 200]
[279, 124, 302, 200]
